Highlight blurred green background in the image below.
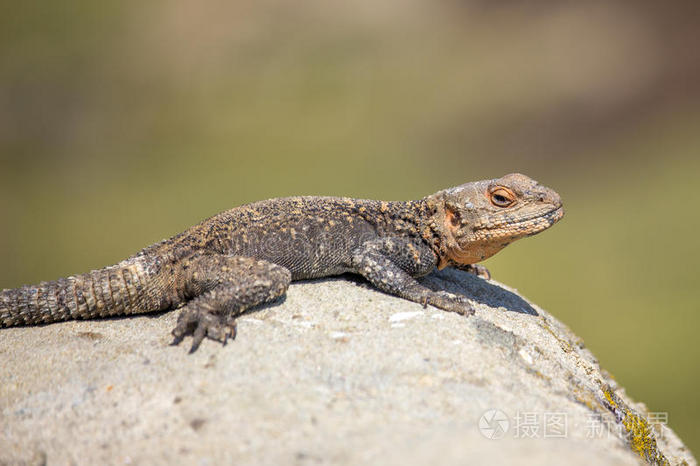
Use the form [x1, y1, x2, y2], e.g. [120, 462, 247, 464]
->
[1, 0, 698, 453]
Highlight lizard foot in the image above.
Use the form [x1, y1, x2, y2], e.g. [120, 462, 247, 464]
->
[458, 264, 491, 280]
[171, 308, 237, 353]
[425, 291, 475, 316]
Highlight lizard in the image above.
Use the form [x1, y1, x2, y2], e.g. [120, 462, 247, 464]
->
[0, 173, 563, 352]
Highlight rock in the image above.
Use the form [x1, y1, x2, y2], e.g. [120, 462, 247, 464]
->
[0, 269, 695, 465]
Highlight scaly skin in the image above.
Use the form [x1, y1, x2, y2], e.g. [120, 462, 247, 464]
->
[0, 173, 563, 352]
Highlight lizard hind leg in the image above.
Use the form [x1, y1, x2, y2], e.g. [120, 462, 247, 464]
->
[170, 254, 291, 353]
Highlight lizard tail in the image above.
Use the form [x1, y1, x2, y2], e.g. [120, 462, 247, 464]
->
[0, 260, 165, 327]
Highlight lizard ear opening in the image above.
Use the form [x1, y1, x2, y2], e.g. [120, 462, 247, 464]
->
[445, 206, 461, 230]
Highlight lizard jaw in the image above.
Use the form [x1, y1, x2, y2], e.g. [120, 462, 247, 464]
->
[524, 206, 564, 237]
[472, 205, 564, 239]
[444, 206, 564, 266]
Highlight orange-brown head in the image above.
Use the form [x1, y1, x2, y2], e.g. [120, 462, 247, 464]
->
[425, 173, 564, 268]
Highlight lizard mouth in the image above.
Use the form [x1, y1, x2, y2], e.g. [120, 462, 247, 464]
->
[539, 206, 564, 223]
[523, 206, 564, 235]
[474, 205, 564, 235]
[545, 206, 565, 222]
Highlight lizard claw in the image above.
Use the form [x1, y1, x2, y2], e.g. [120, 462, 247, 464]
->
[171, 307, 237, 353]
[456, 264, 491, 280]
[425, 291, 475, 317]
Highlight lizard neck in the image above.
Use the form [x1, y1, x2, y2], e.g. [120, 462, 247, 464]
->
[418, 197, 452, 268]
[420, 195, 507, 269]
[372, 199, 430, 237]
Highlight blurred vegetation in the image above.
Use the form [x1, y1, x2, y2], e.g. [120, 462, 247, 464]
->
[1, 0, 698, 453]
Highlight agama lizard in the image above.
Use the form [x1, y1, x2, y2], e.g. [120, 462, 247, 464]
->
[0, 173, 563, 352]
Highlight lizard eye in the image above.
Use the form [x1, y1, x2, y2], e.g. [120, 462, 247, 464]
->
[490, 187, 516, 208]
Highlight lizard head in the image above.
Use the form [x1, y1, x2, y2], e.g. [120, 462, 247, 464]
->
[426, 173, 564, 268]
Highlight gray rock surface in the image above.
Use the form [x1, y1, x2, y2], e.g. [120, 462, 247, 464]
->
[0, 269, 695, 465]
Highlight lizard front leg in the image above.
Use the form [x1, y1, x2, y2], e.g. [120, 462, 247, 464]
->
[350, 238, 474, 316]
[170, 254, 291, 352]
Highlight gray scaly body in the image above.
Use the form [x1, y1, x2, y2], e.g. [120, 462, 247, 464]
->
[1, 173, 563, 352]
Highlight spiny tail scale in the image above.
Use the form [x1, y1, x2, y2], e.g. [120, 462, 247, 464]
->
[0, 259, 164, 326]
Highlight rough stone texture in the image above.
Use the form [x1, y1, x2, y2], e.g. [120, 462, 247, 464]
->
[0, 269, 695, 465]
